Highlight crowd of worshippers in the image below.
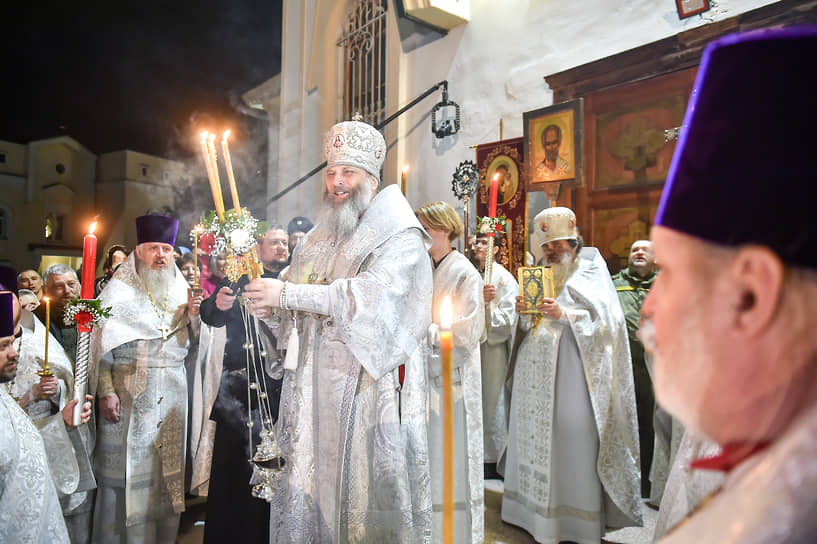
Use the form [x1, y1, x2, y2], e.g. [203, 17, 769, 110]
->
[2, 27, 817, 544]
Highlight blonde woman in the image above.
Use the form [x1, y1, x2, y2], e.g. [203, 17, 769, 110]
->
[416, 201, 485, 544]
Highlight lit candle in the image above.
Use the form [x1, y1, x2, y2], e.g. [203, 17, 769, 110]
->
[439, 296, 454, 544]
[42, 297, 51, 375]
[208, 134, 226, 220]
[200, 132, 223, 222]
[193, 225, 201, 289]
[222, 130, 241, 214]
[200, 130, 214, 182]
[201, 131, 225, 223]
[488, 172, 500, 218]
[400, 164, 409, 196]
[81, 222, 98, 299]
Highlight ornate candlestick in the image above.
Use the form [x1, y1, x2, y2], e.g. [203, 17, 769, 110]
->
[36, 297, 54, 378]
[65, 299, 111, 425]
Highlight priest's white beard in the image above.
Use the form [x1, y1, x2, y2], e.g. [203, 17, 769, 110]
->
[138, 264, 175, 297]
[549, 251, 577, 296]
[314, 180, 373, 242]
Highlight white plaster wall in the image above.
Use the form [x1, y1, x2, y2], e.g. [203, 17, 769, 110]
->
[275, 0, 780, 226]
[273, 0, 348, 225]
[398, 0, 781, 212]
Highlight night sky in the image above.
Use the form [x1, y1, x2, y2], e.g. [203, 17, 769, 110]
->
[4, 1, 282, 159]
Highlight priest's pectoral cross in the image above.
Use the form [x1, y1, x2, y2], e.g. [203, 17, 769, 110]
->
[158, 325, 171, 341]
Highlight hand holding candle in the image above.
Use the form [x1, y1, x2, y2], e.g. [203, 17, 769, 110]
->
[38, 297, 53, 378]
[440, 296, 454, 544]
[80, 222, 98, 299]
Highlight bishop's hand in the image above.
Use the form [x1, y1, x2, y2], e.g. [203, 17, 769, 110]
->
[244, 277, 284, 310]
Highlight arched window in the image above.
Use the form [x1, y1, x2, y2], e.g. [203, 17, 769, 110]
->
[338, 0, 387, 125]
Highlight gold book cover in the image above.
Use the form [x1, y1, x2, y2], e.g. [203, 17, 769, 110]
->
[517, 266, 554, 314]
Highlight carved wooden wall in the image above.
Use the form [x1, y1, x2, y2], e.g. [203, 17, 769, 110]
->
[543, 0, 817, 271]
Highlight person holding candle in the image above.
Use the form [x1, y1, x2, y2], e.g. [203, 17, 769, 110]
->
[90, 214, 202, 543]
[470, 219, 518, 480]
[174, 248, 219, 503]
[11, 295, 74, 419]
[35, 264, 81, 362]
[0, 290, 71, 543]
[501, 206, 642, 543]
[0, 290, 94, 544]
[11, 288, 98, 543]
[175, 252, 200, 288]
[416, 201, 486, 544]
[243, 119, 433, 543]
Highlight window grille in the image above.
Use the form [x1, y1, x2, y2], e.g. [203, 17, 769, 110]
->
[337, 0, 387, 125]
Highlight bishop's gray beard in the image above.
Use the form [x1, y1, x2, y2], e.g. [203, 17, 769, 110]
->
[314, 181, 373, 242]
[137, 264, 175, 297]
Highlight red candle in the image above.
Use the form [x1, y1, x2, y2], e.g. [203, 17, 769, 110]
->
[81, 222, 98, 299]
[488, 173, 500, 218]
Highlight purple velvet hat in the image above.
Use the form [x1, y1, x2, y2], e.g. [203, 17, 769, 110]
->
[656, 27, 817, 269]
[135, 214, 179, 246]
[0, 291, 14, 338]
[0, 265, 17, 294]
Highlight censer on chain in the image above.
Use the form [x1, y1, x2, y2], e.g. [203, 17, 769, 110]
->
[239, 298, 286, 502]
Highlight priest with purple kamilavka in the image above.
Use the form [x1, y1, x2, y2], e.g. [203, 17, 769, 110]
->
[91, 214, 202, 543]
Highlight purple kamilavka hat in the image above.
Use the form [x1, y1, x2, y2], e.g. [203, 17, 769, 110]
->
[656, 27, 817, 269]
[135, 214, 179, 246]
[0, 291, 14, 337]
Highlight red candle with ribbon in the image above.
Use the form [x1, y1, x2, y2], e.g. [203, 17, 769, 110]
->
[488, 173, 500, 221]
[81, 222, 98, 299]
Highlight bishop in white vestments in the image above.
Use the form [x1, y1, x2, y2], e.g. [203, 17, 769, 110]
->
[246, 120, 432, 543]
